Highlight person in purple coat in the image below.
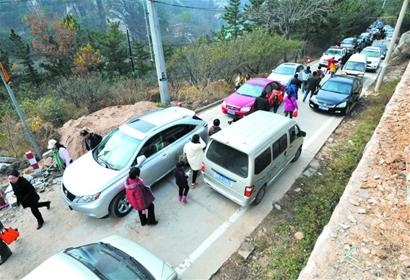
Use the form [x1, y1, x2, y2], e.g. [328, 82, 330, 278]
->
[284, 89, 299, 119]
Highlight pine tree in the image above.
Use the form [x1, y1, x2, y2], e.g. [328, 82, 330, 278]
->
[243, 0, 265, 31]
[9, 29, 40, 85]
[132, 41, 151, 77]
[221, 0, 244, 40]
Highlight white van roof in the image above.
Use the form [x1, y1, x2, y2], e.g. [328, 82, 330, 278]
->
[211, 111, 294, 154]
[347, 53, 367, 63]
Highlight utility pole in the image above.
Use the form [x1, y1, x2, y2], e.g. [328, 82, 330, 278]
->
[146, 0, 171, 105]
[0, 64, 42, 158]
[141, 0, 154, 62]
[375, 0, 409, 92]
[126, 29, 135, 73]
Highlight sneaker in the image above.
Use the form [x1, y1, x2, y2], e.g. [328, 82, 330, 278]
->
[47, 201, 51, 210]
[148, 220, 158, 226]
[191, 182, 198, 188]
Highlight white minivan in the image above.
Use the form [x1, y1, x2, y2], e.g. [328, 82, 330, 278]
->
[202, 111, 306, 206]
[342, 53, 367, 78]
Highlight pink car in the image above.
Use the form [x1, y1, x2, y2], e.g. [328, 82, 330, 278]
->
[222, 78, 285, 117]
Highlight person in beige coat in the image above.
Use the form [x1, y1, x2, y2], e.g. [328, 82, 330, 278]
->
[183, 134, 206, 187]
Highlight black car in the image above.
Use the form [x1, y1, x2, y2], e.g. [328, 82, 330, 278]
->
[340, 37, 358, 53]
[309, 75, 362, 115]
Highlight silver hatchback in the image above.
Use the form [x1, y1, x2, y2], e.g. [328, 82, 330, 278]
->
[62, 107, 208, 218]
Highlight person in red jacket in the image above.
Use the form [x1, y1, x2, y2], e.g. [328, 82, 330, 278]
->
[125, 167, 157, 226]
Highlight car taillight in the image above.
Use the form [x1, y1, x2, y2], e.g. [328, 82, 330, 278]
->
[244, 186, 254, 197]
[201, 163, 205, 173]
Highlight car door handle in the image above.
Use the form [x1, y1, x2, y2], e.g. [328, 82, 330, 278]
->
[162, 153, 167, 158]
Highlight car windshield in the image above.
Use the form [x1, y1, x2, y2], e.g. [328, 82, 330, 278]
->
[92, 128, 141, 170]
[236, 83, 264, 98]
[322, 80, 352, 95]
[206, 140, 248, 178]
[273, 65, 294, 75]
[361, 50, 380, 57]
[65, 243, 155, 280]
[342, 39, 353, 44]
[325, 49, 342, 55]
[344, 61, 366, 72]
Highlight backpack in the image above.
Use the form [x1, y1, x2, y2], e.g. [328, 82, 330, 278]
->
[286, 84, 297, 96]
[268, 90, 281, 105]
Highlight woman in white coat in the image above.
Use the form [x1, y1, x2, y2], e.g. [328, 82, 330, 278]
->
[183, 134, 206, 187]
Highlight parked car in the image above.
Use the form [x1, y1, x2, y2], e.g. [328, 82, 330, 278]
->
[361, 46, 382, 71]
[340, 37, 358, 53]
[23, 235, 177, 280]
[203, 111, 306, 206]
[267, 63, 304, 86]
[62, 107, 208, 218]
[357, 33, 372, 50]
[221, 78, 285, 117]
[342, 53, 367, 78]
[319, 46, 347, 67]
[371, 41, 387, 59]
[359, 32, 373, 44]
[309, 75, 362, 115]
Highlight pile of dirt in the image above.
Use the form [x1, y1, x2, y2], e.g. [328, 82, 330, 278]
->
[58, 101, 157, 159]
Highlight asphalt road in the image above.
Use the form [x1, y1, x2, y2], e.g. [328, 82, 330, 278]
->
[2, 64, 379, 280]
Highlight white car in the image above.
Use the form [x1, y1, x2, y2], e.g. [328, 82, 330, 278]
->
[267, 63, 304, 87]
[319, 47, 347, 67]
[360, 47, 381, 71]
[24, 235, 177, 280]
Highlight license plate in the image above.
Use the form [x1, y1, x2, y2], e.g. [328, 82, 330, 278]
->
[227, 109, 235, 115]
[319, 105, 329, 111]
[214, 172, 232, 186]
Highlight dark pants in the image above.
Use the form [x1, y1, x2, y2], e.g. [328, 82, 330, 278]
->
[0, 239, 12, 265]
[272, 103, 279, 113]
[30, 201, 49, 224]
[303, 89, 314, 102]
[284, 111, 293, 119]
[138, 203, 156, 226]
[178, 184, 189, 196]
[192, 170, 199, 184]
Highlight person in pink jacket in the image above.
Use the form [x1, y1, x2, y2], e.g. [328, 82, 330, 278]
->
[125, 167, 157, 226]
[284, 90, 298, 119]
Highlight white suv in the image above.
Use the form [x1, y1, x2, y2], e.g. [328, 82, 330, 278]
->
[360, 47, 381, 71]
[319, 47, 347, 67]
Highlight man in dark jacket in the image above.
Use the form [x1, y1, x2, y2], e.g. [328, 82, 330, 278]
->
[80, 129, 103, 152]
[208, 119, 222, 136]
[8, 170, 50, 230]
[303, 71, 320, 102]
[289, 74, 302, 99]
[174, 161, 189, 203]
[254, 91, 271, 112]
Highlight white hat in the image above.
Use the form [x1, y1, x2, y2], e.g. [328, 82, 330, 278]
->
[47, 139, 57, 150]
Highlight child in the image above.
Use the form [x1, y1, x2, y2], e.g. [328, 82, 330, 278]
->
[174, 161, 189, 203]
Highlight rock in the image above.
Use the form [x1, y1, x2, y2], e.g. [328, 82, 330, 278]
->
[274, 203, 281, 210]
[348, 140, 354, 145]
[348, 215, 357, 224]
[294, 188, 301, 192]
[339, 223, 350, 230]
[303, 168, 316, 177]
[310, 159, 320, 170]
[358, 208, 367, 214]
[392, 30, 410, 64]
[373, 175, 381, 180]
[294, 232, 304, 240]
[349, 198, 361, 206]
[238, 241, 255, 260]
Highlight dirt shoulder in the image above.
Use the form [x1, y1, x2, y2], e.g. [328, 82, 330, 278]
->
[211, 63, 409, 280]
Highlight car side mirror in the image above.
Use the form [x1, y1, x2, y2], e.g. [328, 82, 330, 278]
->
[136, 155, 146, 167]
[298, 130, 307, 137]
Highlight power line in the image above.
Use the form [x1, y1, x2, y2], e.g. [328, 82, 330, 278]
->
[152, 0, 224, 12]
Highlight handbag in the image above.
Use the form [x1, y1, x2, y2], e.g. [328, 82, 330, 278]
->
[293, 110, 299, 118]
[0, 228, 19, 245]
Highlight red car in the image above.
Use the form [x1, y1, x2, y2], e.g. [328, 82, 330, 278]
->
[222, 78, 285, 117]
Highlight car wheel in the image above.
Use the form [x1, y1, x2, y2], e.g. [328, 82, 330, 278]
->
[109, 191, 132, 217]
[253, 186, 266, 205]
[291, 146, 302, 163]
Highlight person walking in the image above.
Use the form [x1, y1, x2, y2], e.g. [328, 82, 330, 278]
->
[48, 139, 72, 170]
[0, 221, 12, 265]
[289, 74, 302, 99]
[125, 167, 157, 226]
[284, 90, 298, 119]
[183, 134, 206, 187]
[328, 60, 338, 78]
[303, 71, 320, 102]
[8, 170, 50, 230]
[254, 91, 271, 112]
[208, 119, 222, 136]
[174, 161, 189, 203]
[316, 66, 325, 79]
[301, 66, 312, 93]
[80, 128, 102, 152]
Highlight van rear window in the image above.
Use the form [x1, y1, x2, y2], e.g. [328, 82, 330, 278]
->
[206, 140, 248, 178]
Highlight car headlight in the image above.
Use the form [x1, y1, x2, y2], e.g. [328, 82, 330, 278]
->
[310, 96, 317, 103]
[240, 106, 251, 112]
[76, 193, 101, 203]
[336, 101, 347, 108]
[222, 101, 226, 107]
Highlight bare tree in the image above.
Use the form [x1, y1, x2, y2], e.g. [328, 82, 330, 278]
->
[258, 0, 332, 39]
